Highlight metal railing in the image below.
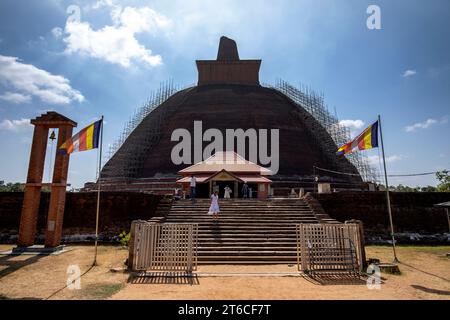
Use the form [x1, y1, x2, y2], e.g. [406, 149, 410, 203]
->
[129, 221, 198, 272]
[296, 223, 363, 274]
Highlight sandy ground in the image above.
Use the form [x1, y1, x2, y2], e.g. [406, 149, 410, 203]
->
[0, 244, 449, 300]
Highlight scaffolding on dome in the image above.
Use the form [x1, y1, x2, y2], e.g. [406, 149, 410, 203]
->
[102, 80, 185, 179]
[103, 78, 378, 183]
[271, 79, 378, 183]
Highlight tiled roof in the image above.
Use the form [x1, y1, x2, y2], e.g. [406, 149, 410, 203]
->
[178, 151, 272, 175]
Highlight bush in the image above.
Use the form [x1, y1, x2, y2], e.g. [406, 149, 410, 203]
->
[118, 231, 131, 247]
[436, 170, 450, 192]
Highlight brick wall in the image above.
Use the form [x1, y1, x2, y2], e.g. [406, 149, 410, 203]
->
[0, 192, 164, 236]
[2, 191, 449, 243]
[313, 192, 450, 235]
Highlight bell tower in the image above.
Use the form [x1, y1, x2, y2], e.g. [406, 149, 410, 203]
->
[17, 112, 77, 249]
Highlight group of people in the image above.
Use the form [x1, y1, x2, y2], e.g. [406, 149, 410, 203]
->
[221, 184, 253, 198]
[189, 175, 254, 220]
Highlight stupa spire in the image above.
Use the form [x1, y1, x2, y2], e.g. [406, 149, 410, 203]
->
[196, 36, 261, 86]
[217, 36, 240, 61]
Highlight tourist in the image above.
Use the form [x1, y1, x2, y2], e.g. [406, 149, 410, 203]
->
[242, 183, 249, 198]
[190, 175, 196, 201]
[224, 185, 232, 199]
[248, 187, 252, 198]
[208, 190, 220, 220]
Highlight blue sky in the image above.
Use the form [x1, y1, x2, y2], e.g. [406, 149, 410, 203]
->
[0, 0, 449, 188]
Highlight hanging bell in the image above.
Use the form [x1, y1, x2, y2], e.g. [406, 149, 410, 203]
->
[49, 130, 56, 141]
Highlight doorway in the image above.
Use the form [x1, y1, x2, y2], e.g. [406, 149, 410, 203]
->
[212, 180, 236, 198]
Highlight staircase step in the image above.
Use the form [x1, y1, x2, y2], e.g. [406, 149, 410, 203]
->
[198, 250, 297, 255]
[167, 222, 315, 225]
[198, 260, 297, 265]
[167, 213, 315, 216]
[198, 242, 297, 246]
[185, 208, 303, 210]
[197, 238, 297, 242]
[197, 232, 297, 237]
[198, 246, 296, 251]
[162, 198, 318, 264]
[198, 256, 297, 262]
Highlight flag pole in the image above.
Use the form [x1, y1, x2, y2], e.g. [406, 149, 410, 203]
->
[378, 115, 399, 263]
[93, 115, 104, 266]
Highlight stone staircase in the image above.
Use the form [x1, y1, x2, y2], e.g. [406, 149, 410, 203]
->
[164, 198, 321, 264]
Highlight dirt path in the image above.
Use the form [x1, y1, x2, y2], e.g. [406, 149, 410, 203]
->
[0, 245, 129, 300]
[113, 247, 450, 300]
[0, 245, 449, 300]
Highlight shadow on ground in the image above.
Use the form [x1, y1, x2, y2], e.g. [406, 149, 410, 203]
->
[304, 272, 368, 285]
[401, 262, 450, 283]
[0, 254, 47, 280]
[128, 272, 200, 285]
[411, 285, 450, 296]
[0, 294, 42, 300]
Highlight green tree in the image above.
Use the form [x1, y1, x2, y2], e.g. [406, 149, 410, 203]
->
[436, 170, 450, 192]
[420, 185, 437, 192]
[388, 184, 436, 192]
[0, 182, 24, 192]
[389, 184, 420, 192]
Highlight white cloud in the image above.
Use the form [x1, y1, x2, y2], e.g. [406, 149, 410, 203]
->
[0, 118, 31, 131]
[0, 55, 84, 105]
[0, 92, 31, 104]
[406, 118, 437, 132]
[339, 119, 365, 130]
[51, 27, 63, 39]
[405, 116, 447, 132]
[91, 0, 115, 10]
[402, 69, 417, 78]
[61, 3, 171, 68]
[339, 119, 365, 138]
[367, 155, 403, 166]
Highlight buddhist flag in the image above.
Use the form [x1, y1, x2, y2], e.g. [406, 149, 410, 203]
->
[58, 119, 102, 155]
[337, 120, 379, 155]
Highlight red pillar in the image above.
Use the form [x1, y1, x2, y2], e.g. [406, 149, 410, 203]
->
[45, 125, 73, 247]
[18, 125, 49, 247]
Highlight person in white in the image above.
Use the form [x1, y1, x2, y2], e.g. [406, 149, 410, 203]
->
[190, 175, 196, 201]
[208, 191, 220, 220]
[224, 185, 232, 199]
[174, 188, 180, 200]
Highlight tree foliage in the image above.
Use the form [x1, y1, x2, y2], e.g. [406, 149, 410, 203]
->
[388, 184, 437, 192]
[0, 182, 24, 192]
[0, 182, 52, 192]
[436, 170, 450, 192]
[118, 231, 131, 247]
[384, 170, 449, 192]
